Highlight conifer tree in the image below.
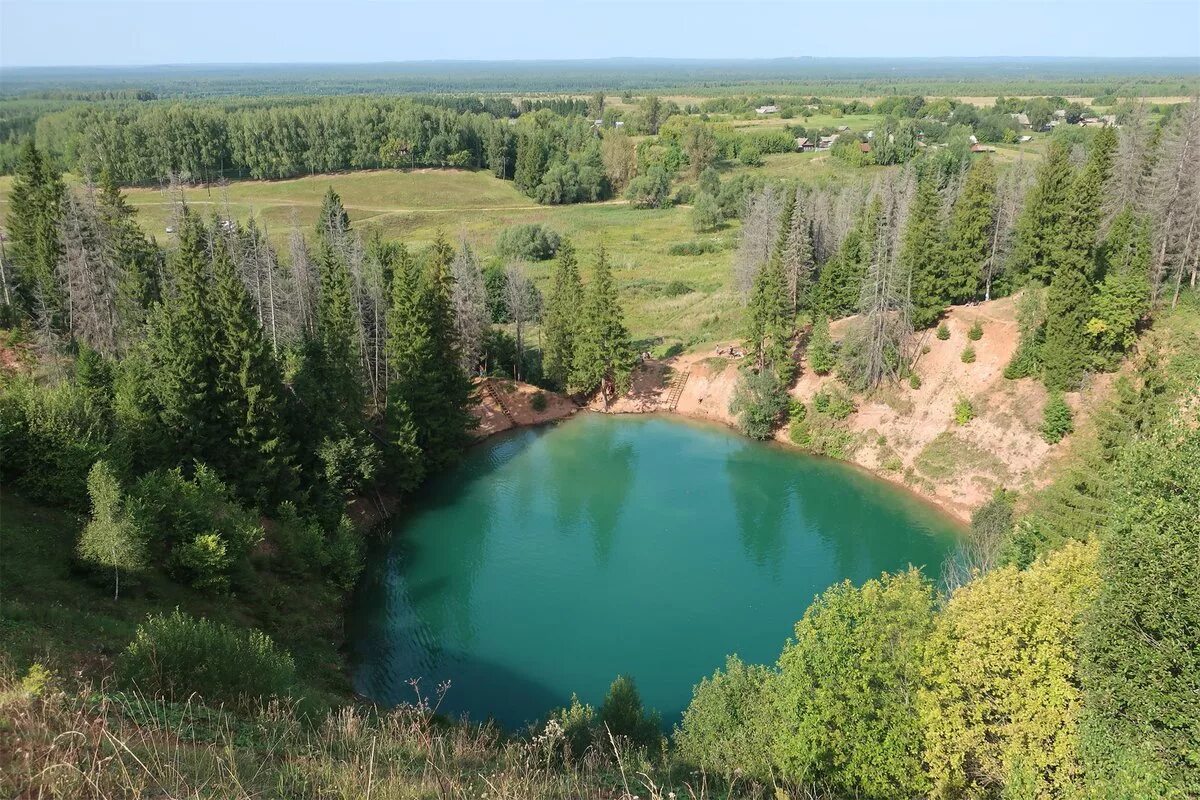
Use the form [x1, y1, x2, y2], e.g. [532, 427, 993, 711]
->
[745, 250, 795, 381]
[806, 315, 836, 375]
[1042, 131, 1117, 390]
[313, 235, 363, 424]
[898, 174, 946, 329]
[779, 187, 816, 313]
[943, 157, 997, 304]
[383, 243, 427, 489]
[315, 187, 350, 243]
[1088, 207, 1151, 367]
[570, 246, 635, 406]
[5, 140, 65, 326]
[542, 239, 584, 391]
[1009, 140, 1074, 282]
[812, 197, 880, 318]
[209, 226, 294, 502]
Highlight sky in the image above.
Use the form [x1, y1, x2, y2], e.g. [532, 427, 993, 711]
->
[1, 0, 1198, 68]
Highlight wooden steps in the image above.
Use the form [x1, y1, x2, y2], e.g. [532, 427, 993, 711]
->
[664, 370, 690, 412]
[484, 379, 517, 426]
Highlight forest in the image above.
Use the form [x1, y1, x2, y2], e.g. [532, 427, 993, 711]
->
[1, 55, 1199, 800]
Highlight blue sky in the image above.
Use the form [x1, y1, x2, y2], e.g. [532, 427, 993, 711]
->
[1, 0, 1198, 67]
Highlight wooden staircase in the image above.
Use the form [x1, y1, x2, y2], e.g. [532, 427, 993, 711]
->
[483, 379, 517, 426]
[664, 370, 691, 412]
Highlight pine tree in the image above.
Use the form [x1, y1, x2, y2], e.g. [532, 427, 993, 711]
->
[745, 249, 795, 381]
[1009, 140, 1074, 283]
[5, 140, 65, 326]
[1042, 130, 1117, 390]
[542, 239, 583, 391]
[779, 187, 816, 314]
[1088, 207, 1151, 366]
[570, 246, 635, 406]
[209, 226, 294, 503]
[943, 157, 997, 304]
[813, 197, 880, 318]
[899, 174, 946, 329]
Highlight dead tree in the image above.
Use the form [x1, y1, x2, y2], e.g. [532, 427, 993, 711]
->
[733, 185, 783, 298]
[1148, 98, 1200, 305]
[449, 241, 489, 375]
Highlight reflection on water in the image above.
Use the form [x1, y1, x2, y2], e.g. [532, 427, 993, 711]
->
[351, 414, 962, 729]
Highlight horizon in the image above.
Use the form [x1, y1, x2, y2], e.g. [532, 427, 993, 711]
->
[2, 1, 1198, 69]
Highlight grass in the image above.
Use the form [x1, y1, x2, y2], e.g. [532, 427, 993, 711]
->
[0, 493, 349, 704]
[914, 431, 1009, 482]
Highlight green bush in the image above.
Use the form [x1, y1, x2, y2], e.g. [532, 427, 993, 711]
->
[936, 322, 951, 341]
[273, 501, 327, 576]
[1040, 392, 1074, 444]
[667, 239, 721, 256]
[676, 655, 774, 781]
[0, 376, 117, 509]
[954, 396, 976, 425]
[967, 320, 984, 341]
[807, 316, 836, 375]
[133, 464, 263, 561]
[317, 429, 380, 501]
[730, 369, 788, 440]
[813, 388, 856, 420]
[496, 223, 562, 261]
[548, 694, 598, 762]
[530, 391, 548, 412]
[117, 610, 295, 704]
[171, 533, 232, 593]
[909, 373, 922, 389]
[961, 345, 977, 364]
[324, 515, 364, 592]
[599, 675, 662, 754]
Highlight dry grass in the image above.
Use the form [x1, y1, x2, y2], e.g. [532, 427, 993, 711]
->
[1, 668, 747, 800]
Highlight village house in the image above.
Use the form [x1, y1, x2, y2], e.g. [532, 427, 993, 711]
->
[795, 136, 815, 152]
[817, 135, 837, 149]
[755, 104, 779, 115]
[970, 143, 996, 153]
[1011, 112, 1031, 128]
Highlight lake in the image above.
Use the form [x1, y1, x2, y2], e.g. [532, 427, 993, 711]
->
[350, 413, 961, 728]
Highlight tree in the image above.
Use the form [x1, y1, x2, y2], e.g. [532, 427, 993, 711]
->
[1081, 423, 1200, 795]
[771, 569, 934, 799]
[78, 460, 148, 600]
[625, 163, 672, 209]
[812, 196, 880, 318]
[307, 235, 363, 428]
[943, 156, 997, 304]
[779, 187, 816, 313]
[851, 174, 911, 391]
[542, 240, 583, 391]
[733, 186, 783, 297]
[1041, 130, 1116, 391]
[1040, 392, 1074, 443]
[570, 246, 635, 406]
[1009, 140, 1073, 282]
[448, 242, 488, 374]
[744, 250, 794, 380]
[600, 131, 637, 193]
[899, 173, 946, 328]
[691, 191, 722, 233]
[1088, 207, 1151, 366]
[315, 186, 350, 243]
[1147, 97, 1200, 305]
[729, 367, 788, 440]
[806, 315, 835, 374]
[599, 675, 662, 754]
[676, 655, 775, 782]
[682, 121, 718, 178]
[209, 225, 294, 503]
[503, 264, 535, 381]
[921, 541, 1100, 799]
[5, 140, 65, 327]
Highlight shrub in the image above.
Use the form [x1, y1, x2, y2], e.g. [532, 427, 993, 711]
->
[773, 570, 934, 797]
[548, 694, 598, 762]
[676, 655, 774, 781]
[813, 388, 855, 420]
[599, 675, 662, 754]
[936, 322, 951, 341]
[807, 316, 836, 375]
[909, 373, 922, 389]
[961, 345, 977, 364]
[318, 429, 380, 501]
[626, 164, 673, 209]
[324, 515, 364, 592]
[530, 391, 548, 412]
[496, 223, 562, 261]
[273, 501, 327, 576]
[133, 465, 263, 558]
[691, 191, 722, 232]
[730, 369, 788, 440]
[1040, 392, 1074, 443]
[117, 610, 295, 704]
[667, 239, 720, 256]
[171, 533, 232, 593]
[954, 396, 975, 425]
[77, 460, 148, 599]
[968, 320, 984, 341]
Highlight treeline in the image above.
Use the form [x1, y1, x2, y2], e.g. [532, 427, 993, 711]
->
[724, 100, 1199, 442]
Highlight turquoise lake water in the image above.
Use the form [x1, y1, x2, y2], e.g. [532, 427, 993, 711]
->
[350, 413, 961, 728]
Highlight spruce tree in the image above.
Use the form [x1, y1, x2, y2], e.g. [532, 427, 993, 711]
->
[779, 188, 816, 314]
[943, 157, 997, 304]
[1009, 140, 1073, 283]
[570, 246, 635, 406]
[899, 174, 947, 329]
[812, 198, 880, 318]
[383, 243, 427, 488]
[1088, 207, 1151, 367]
[542, 239, 584, 391]
[5, 140, 65, 325]
[745, 250, 795, 381]
[209, 226, 294, 503]
[313, 235, 362, 424]
[1042, 131, 1117, 390]
[315, 187, 350, 243]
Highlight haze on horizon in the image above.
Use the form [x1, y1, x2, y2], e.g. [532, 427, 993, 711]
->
[2, 0, 1199, 69]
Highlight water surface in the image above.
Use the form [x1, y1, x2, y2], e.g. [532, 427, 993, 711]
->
[351, 414, 960, 728]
